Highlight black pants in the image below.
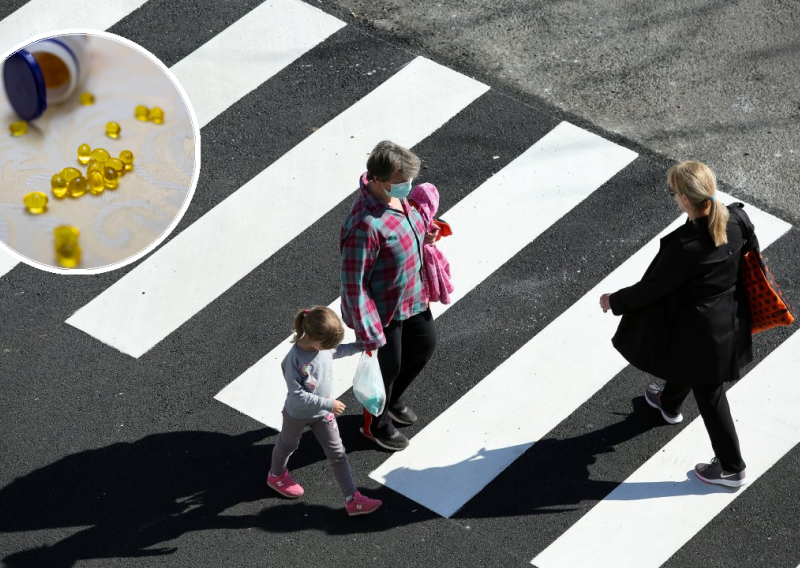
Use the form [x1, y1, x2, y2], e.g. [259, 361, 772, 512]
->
[660, 381, 746, 473]
[371, 308, 437, 435]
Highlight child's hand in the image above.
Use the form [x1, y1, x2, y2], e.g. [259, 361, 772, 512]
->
[332, 400, 346, 416]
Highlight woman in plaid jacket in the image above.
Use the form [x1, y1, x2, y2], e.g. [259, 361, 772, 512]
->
[340, 141, 439, 451]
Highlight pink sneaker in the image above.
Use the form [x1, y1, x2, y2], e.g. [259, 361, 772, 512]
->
[268, 470, 304, 498]
[345, 491, 382, 516]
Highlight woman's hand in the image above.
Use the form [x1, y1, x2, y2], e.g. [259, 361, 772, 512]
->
[424, 226, 440, 244]
[600, 294, 612, 313]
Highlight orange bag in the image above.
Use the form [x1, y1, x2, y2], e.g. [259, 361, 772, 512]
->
[740, 250, 795, 334]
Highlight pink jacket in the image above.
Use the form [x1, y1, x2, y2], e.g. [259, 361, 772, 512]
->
[409, 183, 454, 305]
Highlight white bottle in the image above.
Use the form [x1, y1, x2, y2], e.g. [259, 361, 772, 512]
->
[3, 34, 89, 121]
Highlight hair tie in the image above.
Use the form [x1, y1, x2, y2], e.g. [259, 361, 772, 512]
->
[708, 195, 716, 202]
[303, 309, 309, 314]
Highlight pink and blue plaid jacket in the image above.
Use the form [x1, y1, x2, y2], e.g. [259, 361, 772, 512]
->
[339, 173, 429, 350]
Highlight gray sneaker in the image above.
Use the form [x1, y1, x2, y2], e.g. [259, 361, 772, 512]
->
[695, 457, 747, 488]
[644, 383, 683, 425]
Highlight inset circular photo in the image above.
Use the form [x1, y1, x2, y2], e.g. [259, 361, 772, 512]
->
[0, 30, 200, 273]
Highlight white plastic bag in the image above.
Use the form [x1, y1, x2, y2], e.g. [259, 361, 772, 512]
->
[352, 352, 386, 416]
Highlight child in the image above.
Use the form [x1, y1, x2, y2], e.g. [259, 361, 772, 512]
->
[409, 182, 454, 304]
[268, 306, 383, 516]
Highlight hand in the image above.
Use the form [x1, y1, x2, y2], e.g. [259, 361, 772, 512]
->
[424, 226, 440, 244]
[600, 294, 612, 313]
[332, 400, 346, 416]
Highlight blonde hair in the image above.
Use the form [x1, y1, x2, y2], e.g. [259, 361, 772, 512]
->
[667, 161, 729, 247]
[291, 306, 344, 349]
[366, 140, 421, 182]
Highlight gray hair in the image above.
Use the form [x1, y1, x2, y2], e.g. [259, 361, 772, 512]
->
[366, 140, 421, 182]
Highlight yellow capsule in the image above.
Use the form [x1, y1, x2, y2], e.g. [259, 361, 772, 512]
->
[51, 174, 68, 198]
[88, 170, 105, 195]
[77, 143, 92, 165]
[91, 148, 110, 162]
[67, 176, 89, 198]
[106, 122, 121, 139]
[87, 160, 104, 175]
[150, 107, 164, 124]
[62, 167, 81, 182]
[54, 225, 79, 247]
[106, 157, 125, 176]
[23, 192, 48, 214]
[80, 93, 95, 105]
[135, 105, 149, 121]
[9, 120, 27, 136]
[56, 246, 82, 268]
[119, 150, 135, 171]
[103, 166, 119, 189]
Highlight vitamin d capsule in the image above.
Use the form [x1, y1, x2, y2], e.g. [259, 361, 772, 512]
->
[51, 174, 68, 198]
[106, 157, 125, 176]
[23, 192, 48, 214]
[9, 120, 27, 136]
[62, 167, 81, 182]
[80, 92, 94, 105]
[77, 143, 92, 165]
[87, 160, 104, 175]
[106, 122, 121, 139]
[67, 176, 88, 198]
[119, 150, 134, 171]
[150, 107, 164, 124]
[91, 148, 110, 162]
[54, 225, 78, 247]
[88, 170, 105, 195]
[103, 166, 119, 189]
[135, 105, 149, 121]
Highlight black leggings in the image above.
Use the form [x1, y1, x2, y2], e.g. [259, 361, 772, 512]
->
[372, 308, 438, 434]
[660, 381, 746, 473]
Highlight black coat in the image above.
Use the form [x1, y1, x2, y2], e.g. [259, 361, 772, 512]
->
[609, 203, 758, 386]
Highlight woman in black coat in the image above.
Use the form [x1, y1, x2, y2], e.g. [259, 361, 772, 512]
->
[600, 160, 758, 488]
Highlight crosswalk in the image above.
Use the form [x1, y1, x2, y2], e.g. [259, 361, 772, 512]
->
[1, 1, 798, 567]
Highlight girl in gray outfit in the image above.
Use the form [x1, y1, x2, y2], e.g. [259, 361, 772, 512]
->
[268, 306, 382, 516]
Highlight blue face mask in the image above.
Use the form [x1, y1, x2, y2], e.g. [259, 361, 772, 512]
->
[385, 180, 412, 199]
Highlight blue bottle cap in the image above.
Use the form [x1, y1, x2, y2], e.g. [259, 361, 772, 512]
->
[3, 49, 47, 121]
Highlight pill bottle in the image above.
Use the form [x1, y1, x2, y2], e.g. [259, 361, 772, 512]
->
[2, 34, 89, 121]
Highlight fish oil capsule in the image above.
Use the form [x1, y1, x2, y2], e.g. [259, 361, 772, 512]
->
[88, 170, 105, 195]
[103, 166, 119, 189]
[119, 150, 134, 171]
[9, 120, 27, 136]
[87, 160, 104, 175]
[77, 143, 92, 165]
[80, 92, 94, 105]
[62, 167, 81, 182]
[135, 105, 149, 121]
[23, 192, 48, 214]
[106, 121, 121, 139]
[91, 148, 110, 162]
[106, 157, 125, 177]
[67, 176, 88, 198]
[150, 107, 164, 124]
[54, 226, 81, 268]
[51, 174, 68, 198]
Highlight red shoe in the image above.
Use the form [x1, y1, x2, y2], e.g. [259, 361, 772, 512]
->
[346, 492, 382, 516]
[268, 469, 304, 498]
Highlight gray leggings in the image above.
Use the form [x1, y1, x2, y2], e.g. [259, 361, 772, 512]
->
[270, 410, 356, 499]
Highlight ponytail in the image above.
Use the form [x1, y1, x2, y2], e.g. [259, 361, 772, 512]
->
[290, 309, 307, 344]
[667, 160, 728, 247]
[707, 197, 729, 247]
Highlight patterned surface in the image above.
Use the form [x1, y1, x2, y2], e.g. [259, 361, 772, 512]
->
[0, 34, 197, 270]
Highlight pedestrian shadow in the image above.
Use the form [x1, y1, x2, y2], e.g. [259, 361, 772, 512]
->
[0, 422, 398, 568]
